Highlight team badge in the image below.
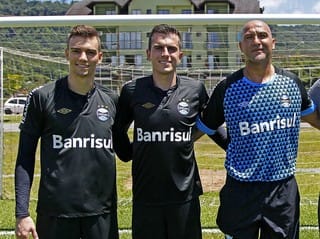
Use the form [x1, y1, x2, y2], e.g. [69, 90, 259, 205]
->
[280, 94, 291, 107]
[97, 106, 110, 121]
[177, 100, 190, 115]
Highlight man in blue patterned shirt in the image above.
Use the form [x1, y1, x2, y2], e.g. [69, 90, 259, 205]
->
[197, 20, 320, 239]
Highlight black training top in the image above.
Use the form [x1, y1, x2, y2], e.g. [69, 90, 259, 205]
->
[15, 76, 118, 218]
[113, 75, 207, 205]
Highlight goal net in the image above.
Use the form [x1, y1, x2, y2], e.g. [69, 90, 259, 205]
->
[0, 14, 319, 236]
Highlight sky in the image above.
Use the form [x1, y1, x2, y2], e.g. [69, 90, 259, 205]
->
[260, 0, 320, 13]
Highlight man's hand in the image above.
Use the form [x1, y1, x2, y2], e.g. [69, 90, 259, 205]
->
[15, 216, 38, 239]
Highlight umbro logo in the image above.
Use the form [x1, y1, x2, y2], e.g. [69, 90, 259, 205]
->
[57, 108, 72, 114]
[142, 102, 155, 109]
[238, 101, 250, 108]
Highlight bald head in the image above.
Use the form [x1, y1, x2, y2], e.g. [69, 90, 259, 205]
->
[240, 20, 273, 41]
[238, 19, 275, 66]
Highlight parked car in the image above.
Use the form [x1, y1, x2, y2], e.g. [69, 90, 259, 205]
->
[4, 96, 27, 114]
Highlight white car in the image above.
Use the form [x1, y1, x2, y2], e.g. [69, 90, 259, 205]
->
[4, 96, 27, 114]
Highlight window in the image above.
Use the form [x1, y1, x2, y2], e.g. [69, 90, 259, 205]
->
[106, 31, 143, 50]
[119, 55, 125, 65]
[125, 55, 135, 65]
[157, 9, 170, 14]
[207, 32, 220, 48]
[181, 9, 192, 14]
[207, 55, 220, 69]
[132, 9, 141, 14]
[181, 55, 192, 68]
[206, 3, 229, 14]
[106, 9, 116, 15]
[207, 9, 218, 14]
[119, 32, 142, 49]
[182, 32, 193, 49]
[106, 32, 118, 50]
[116, 55, 142, 66]
[104, 4, 116, 15]
[111, 56, 118, 66]
[135, 55, 143, 67]
[94, 3, 116, 15]
[207, 26, 228, 48]
[237, 31, 242, 41]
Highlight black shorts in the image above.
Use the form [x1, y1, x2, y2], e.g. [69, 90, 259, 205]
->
[132, 197, 202, 239]
[36, 212, 119, 239]
[217, 175, 300, 239]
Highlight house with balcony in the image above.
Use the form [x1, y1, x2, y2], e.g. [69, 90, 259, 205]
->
[66, 0, 262, 85]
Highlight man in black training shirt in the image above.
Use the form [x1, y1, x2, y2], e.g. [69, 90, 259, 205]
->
[113, 24, 227, 239]
[15, 25, 119, 239]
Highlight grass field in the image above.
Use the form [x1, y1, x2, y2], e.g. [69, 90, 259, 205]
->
[0, 116, 319, 238]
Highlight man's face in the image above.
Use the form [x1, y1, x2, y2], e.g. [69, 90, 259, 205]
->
[65, 36, 102, 79]
[239, 21, 275, 64]
[146, 32, 183, 76]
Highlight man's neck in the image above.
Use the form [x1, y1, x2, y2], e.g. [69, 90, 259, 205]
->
[244, 63, 275, 83]
[152, 72, 177, 91]
[67, 76, 94, 95]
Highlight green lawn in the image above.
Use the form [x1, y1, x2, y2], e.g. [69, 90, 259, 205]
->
[0, 125, 319, 238]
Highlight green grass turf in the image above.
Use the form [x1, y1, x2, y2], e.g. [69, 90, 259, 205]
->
[1, 127, 319, 238]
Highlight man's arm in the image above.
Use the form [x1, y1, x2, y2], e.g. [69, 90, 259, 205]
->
[15, 131, 39, 239]
[302, 110, 320, 130]
[194, 120, 229, 151]
[112, 84, 134, 162]
[307, 79, 320, 130]
[112, 122, 133, 162]
[207, 125, 229, 151]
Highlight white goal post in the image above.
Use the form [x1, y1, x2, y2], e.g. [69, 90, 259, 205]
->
[0, 47, 3, 199]
[1, 13, 320, 27]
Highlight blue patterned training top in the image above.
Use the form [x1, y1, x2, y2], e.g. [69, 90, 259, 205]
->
[197, 67, 315, 182]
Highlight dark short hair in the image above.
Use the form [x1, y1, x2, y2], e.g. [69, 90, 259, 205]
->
[67, 25, 101, 50]
[148, 24, 182, 50]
